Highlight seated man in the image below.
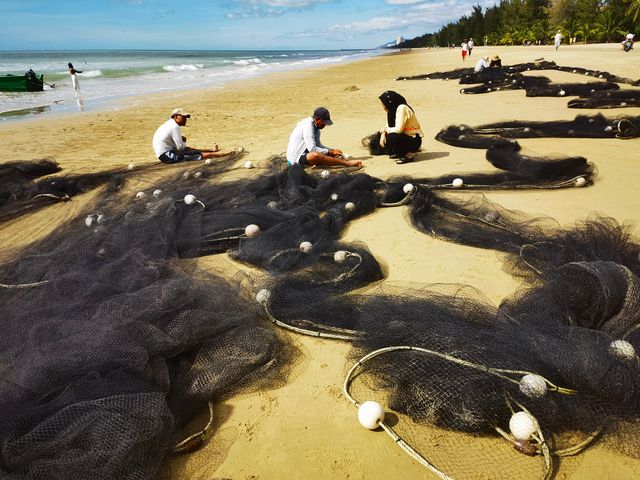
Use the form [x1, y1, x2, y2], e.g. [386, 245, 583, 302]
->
[474, 56, 490, 73]
[152, 108, 235, 164]
[286, 107, 361, 168]
[489, 55, 502, 67]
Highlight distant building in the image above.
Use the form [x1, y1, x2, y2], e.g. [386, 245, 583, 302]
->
[396, 36, 404, 45]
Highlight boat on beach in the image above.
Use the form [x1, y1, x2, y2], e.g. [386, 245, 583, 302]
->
[0, 71, 44, 92]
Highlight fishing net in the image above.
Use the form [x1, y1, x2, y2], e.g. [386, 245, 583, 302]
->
[436, 114, 640, 147]
[3, 149, 640, 480]
[568, 89, 640, 109]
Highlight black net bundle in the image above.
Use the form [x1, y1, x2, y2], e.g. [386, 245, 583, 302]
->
[395, 61, 558, 81]
[525, 81, 619, 98]
[568, 89, 640, 109]
[0, 171, 295, 479]
[436, 114, 640, 146]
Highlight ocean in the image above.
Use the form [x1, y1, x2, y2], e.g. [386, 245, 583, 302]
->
[0, 49, 380, 121]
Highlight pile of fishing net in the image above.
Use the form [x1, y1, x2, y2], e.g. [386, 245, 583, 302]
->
[436, 114, 640, 147]
[3, 158, 640, 480]
[568, 89, 640, 109]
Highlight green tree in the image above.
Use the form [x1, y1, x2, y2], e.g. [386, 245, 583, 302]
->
[576, 21, 598, 42]
[594, 8, 626, 41]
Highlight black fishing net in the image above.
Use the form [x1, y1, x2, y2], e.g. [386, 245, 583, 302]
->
[568, 89, 640, 109]
[436, 114, 640, 147]
[3, 148, 640, 480]
[397, 61, 640, 86]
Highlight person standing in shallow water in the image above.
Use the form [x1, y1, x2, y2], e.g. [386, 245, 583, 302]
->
[378, 91, 424, 164]
[68, 63, 82, 93]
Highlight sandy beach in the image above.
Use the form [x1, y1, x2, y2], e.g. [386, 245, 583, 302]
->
[2, 44, 640, 479]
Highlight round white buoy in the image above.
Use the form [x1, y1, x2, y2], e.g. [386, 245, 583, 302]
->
[135, 191, 146, 200]
[572, 70, 577, 73]
[244, 160, 254, 169]
[245, 224, 260, 237]
[568, 130, 575, 136]
[484, 211, 499, 222]
[237, 146, 245, 153]
[183, 194, 197, 205]
[299, 241, 313, 253]
[127, 163, 135, 171]
[193, 171, 203, 178]
[609, 339, 636, 361]
[267, 201, 278, 209]
[182, 172, 190, 179]
[558, 89, 566, 96]
[459, 125, 466, 131]
[574, 177, 586, 187]
[403, 183, 415, 194]
[509, 411, 537, 441]
[96, 213, 106, 224]
[255, 289, 270, 304]
[85, 215, 94, 227]
[519, 374, 548, 398]
[496, 87, 501, 91]
[345, 202, 356, 213]
[458, 135, 466, 140]
[330, 193, 339, 201]
[460, 89, 466, 93]
[334, 250, 348, 263]
[620, 102, 627, 107]
[320, 170, 330, 179]
[604, 126, 613, 132]
[357, 401, 385, 430]
[205, 159, 212, 165]
[452, 178, 464, 188]
[153, 189, 162, 198]
[523, 127, 531, 133]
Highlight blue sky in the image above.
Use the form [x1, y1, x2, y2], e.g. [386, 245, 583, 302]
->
[0, 0, 496, 50]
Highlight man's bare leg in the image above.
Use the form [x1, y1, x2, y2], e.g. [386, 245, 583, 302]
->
[307, 151, 362, 168]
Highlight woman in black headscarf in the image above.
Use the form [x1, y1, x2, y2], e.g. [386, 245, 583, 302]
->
[378, 91, 424, 164]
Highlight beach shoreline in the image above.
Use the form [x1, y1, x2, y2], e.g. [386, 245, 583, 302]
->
[2, 44, 640, 479]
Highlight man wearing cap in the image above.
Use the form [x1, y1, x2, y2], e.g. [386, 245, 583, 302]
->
[473, 56, 490, 73]
[152, 108, 235, 163]
[286, 107, 361, 168]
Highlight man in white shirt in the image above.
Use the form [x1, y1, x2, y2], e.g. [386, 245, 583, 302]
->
[554, 30, 563, 50]
[286, 107, 361, 168]
[474, 56, 490, 72]
[467, 38, 474, 56]
[152, 108, 235, 164]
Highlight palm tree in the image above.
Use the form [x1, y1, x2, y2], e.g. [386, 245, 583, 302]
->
[594, 9, 625, 42]
[628, 0, 640, 22]
[563, 17, 580, 43]
[576, 21, 598, 43]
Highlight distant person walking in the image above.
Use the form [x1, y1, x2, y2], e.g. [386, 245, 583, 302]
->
[152, 108, 237, 164]
[286, 107, 361, 168]
[467, 38, 474, 56]
[461, 41, 469, 62]
[554, 30, 563, 50]
[68, 63, 82, 93]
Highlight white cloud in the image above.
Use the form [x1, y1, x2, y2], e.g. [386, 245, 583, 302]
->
[289, 0, 497, 39]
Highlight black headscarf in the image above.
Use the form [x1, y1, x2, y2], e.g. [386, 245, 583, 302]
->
[379, 91, 412, 128]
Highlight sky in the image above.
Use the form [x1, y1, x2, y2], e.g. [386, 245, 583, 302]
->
[0, 0, 497, 50]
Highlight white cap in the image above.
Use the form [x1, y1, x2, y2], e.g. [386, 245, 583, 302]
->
[171, 108, 191, 118]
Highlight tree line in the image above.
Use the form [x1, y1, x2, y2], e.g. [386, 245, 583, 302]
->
[396, 0, 639, 48]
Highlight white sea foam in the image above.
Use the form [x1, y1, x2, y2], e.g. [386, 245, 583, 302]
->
[163, 64, 203, 72]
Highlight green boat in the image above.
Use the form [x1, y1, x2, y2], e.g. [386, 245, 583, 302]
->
[0, 71, 44, 92]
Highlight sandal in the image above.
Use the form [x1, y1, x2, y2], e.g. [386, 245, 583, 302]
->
[395, 157, 413, 164]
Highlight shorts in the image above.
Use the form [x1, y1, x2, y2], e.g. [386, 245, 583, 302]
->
[287, 151, 309, 167]
[461, 50, 467, 58]
[159, 149, 202, 164]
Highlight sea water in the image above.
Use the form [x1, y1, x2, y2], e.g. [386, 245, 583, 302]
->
[0, 49, 379, 121]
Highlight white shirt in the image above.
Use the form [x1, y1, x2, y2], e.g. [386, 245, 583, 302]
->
[152, 118, 186, 158]
[461, 42, 468, 52]
[468, 39, 474, 48]
[474, 58, 490, 72]
[286, 117, 329, 164]
[555, 33, 562, 44]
